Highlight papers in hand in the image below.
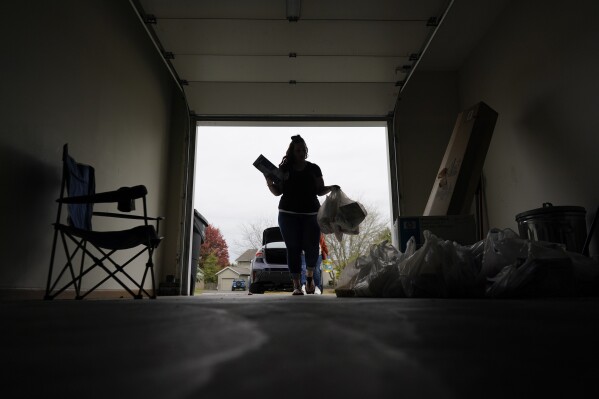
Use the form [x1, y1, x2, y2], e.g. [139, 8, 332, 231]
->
[253, 154, 288, 184]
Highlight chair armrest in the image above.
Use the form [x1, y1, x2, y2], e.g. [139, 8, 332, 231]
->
[58, 185, 148, 204]
[93, 211, 164, 221]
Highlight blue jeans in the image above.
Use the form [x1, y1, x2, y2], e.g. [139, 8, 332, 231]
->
[278, 212, 320, 277]
[301, 254, 323, 290]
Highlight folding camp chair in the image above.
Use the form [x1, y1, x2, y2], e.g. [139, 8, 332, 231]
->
[45, 144, 163, 299]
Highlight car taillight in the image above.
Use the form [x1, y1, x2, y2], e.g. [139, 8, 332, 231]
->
[255, 250, 263, 257]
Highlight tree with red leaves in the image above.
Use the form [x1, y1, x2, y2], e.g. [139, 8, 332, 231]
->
[200, 225, 230, 267]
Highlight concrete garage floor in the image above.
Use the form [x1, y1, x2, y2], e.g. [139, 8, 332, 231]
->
[2, 294, 598, 399]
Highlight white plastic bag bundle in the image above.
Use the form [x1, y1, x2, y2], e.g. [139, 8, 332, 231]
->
[398, 231, 446, 297]
[397, 231, 483, 298]
[335, 238, 415, 297]
[334, 259, 360, 297]
[480, 228, 578, 298]
[335, 226, 599, 298]
[353, 240, 412, 297]
[440, 239, 482, 297]
[317, 187, 367, 241]
[478, 228, 529, 283]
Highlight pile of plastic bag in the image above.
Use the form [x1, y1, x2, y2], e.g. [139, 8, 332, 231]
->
[335, 228, 599, 298]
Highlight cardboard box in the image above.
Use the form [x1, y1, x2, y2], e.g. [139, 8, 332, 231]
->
[424, 102, 498, 216]
[396, 215, 476, 252]
[253, 154, 288, 184]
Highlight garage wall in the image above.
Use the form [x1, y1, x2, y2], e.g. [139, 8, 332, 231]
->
[160, 92, 191, 285]
[393, 0, 599, 258]
[394, 71, 460, 216]
[458, 0, 599, 256]
[0, 0, 187, 292]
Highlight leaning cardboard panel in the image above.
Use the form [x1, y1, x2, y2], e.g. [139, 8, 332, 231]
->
[424, 102, 498, 216]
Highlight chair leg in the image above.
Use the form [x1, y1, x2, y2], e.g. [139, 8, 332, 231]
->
[135, 259, 156, 299]
[137, 247, 157, 299]
[46, 231, 86, 300]
[74, 241, 88, 299]
[88, 246, 144, 299]
[149, 256, 157, 299]
[45, 229, 60, 300]
[49, 231, 160, 300]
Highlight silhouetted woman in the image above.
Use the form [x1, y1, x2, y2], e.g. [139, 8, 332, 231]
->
[265, 135, 337, 295]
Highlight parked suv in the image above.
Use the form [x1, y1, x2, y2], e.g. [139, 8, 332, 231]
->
[231, 279, 246, 291]
[249, 227, 291, 294]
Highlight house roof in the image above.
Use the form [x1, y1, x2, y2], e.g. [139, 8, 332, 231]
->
[235, 248, 257, 263]
[215, 265, 250, 276]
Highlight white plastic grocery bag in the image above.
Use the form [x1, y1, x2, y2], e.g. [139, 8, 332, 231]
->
[317, 187, 367, 241]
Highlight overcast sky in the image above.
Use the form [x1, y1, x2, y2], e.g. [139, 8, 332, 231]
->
[194, 125, 392, 261]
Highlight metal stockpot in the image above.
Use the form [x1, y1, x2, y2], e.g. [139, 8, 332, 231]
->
[515, 203, 587, 253]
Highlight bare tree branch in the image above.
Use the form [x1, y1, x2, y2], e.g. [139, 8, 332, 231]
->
[234, 217, 277, 251]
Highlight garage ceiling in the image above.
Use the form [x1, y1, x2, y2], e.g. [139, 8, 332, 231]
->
[133, 0, 507, 118]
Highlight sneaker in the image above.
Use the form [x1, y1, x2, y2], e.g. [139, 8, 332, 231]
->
[301, 284, 307, 295]
[314, 286, 322, 295]
[292, 288, 304, 296]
